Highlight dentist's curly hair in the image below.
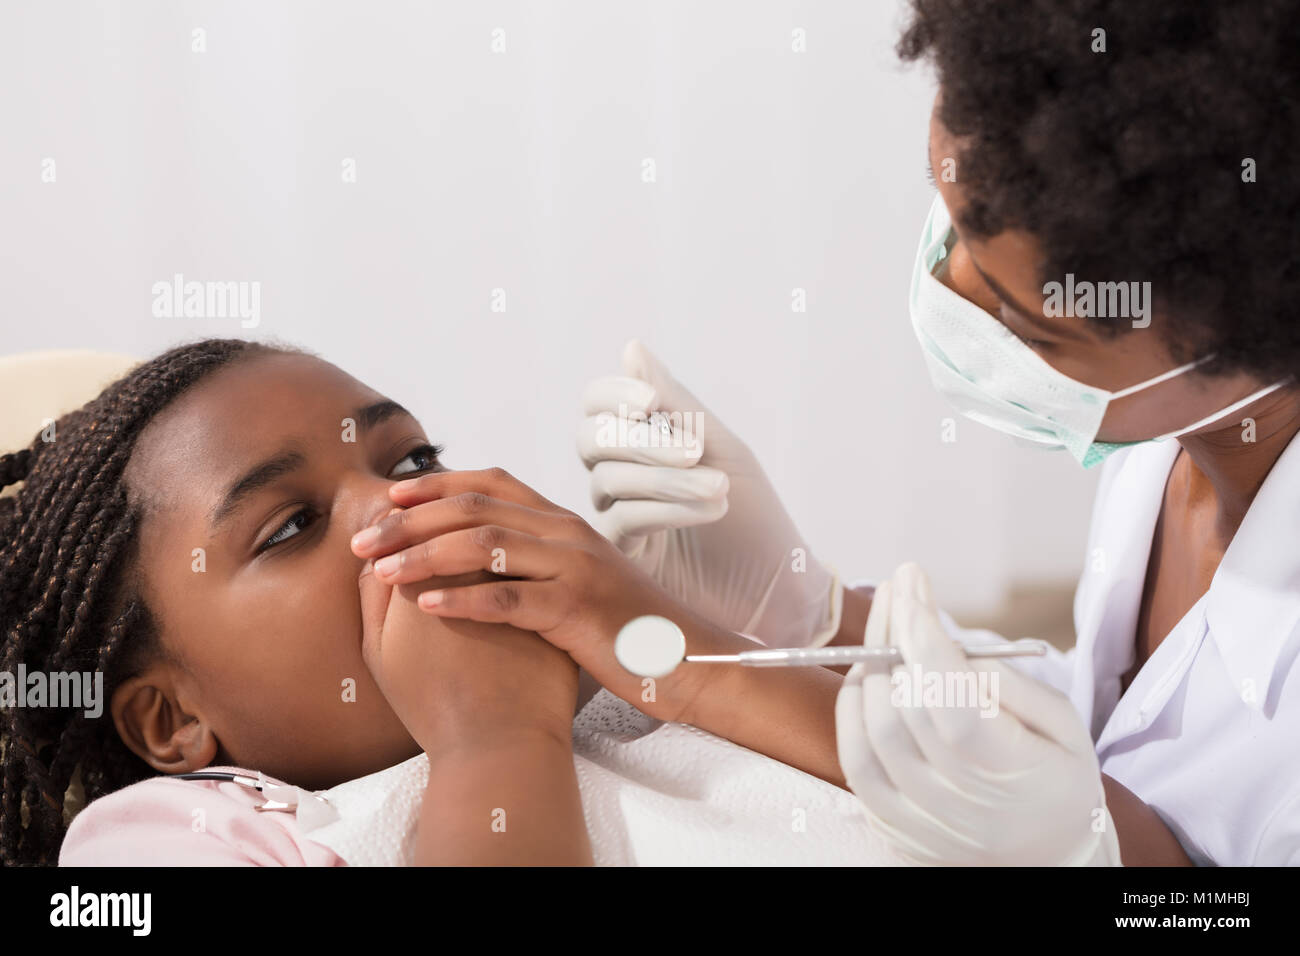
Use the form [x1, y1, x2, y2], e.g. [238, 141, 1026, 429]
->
[899, 0, 1300, 378]
[0, 337, 287, 866]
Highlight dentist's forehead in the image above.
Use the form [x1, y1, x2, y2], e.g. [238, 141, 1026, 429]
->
[926, 109, 1060, 322]
[122, 352, 384, 518]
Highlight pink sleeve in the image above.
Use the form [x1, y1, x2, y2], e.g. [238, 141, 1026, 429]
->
[59, 775, 346, 867]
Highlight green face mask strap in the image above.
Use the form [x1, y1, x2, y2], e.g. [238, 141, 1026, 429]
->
[1081, 441, 1137, 469]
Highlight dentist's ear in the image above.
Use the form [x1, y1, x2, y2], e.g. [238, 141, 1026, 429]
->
[111, 671, 220, 774]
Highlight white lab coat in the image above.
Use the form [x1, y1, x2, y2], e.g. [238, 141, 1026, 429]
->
[930, 432, 1300, 865]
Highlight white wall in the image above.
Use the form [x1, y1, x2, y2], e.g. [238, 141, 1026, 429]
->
[0, 0, 1099, 620]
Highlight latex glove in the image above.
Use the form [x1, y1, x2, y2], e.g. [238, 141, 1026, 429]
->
[576, 340, 842, 647]
[835, 562, 1121, 866]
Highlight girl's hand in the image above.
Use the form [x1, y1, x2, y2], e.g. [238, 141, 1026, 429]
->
[357, 522, 579, 757]
[350, 469, 732, 724]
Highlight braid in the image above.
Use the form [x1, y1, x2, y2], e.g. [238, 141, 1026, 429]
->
[0, 337, 292, 866]
[0, 448, 31, 488]
[0, 446, 31, 530]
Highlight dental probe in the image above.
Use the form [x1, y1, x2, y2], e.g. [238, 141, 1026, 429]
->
[684, 641, 1049, 667]
[613, 614, 1048, 679]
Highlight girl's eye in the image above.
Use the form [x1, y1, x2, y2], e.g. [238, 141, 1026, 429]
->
[255, 444, 443, 555]
[390, 442, 444, 478]
[259, 507, 317, 553]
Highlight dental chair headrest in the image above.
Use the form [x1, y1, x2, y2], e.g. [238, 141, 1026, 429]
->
[0, 350, 142, 498]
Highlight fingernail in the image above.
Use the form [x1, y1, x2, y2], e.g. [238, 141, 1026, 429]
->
[351, 527, 379, 551]
[391, 478, 417, 493]
[419, 590, 444, 609]
[374, 554, 399, 578]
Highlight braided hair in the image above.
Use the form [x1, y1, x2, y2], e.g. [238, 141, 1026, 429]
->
[0, 337, 288, 865]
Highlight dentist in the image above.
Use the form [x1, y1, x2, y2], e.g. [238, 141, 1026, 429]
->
[577, 1, 1300, 866]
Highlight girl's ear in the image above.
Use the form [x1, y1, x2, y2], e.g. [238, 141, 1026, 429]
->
[110, 669, 220, 774]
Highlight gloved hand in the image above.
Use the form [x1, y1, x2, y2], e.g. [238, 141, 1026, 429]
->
[835, 562, 1121, 866]
[575, 340, 842, 647]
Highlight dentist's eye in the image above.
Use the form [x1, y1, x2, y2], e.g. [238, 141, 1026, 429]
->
[259, 507, 318, 553]
[999, 305, 1052, 350]
[390, 443, 444, 478]
[1010, 327, 1050, 349]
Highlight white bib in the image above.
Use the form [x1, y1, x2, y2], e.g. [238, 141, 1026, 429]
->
[299, 689, 896, 866]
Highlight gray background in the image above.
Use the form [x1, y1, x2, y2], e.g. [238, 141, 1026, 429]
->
[0, 0, 1097, 631]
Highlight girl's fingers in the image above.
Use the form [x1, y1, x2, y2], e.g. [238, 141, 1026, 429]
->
[372, 526, 572, 585]
[353, 491, 569, 559]
[357, 558, 394, 666]
[387, 467, 562, 513]
[416, 579, 569, 635]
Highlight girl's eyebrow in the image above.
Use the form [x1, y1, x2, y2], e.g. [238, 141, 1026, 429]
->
[209, 447, 307, 531]
[207, 399, 415, 531]
[357, 399, 414, 432]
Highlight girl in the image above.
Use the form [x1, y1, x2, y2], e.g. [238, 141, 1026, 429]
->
[1, 338, 852, 865]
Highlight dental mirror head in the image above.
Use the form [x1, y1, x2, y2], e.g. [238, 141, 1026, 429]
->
[614, 615, 687, 678]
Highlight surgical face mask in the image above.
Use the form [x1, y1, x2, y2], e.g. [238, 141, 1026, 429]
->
[908, 194, 1288, 468]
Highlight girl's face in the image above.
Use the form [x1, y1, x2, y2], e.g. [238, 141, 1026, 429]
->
[926, 100, 1278, 444]
[113, 351, 460, 789]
